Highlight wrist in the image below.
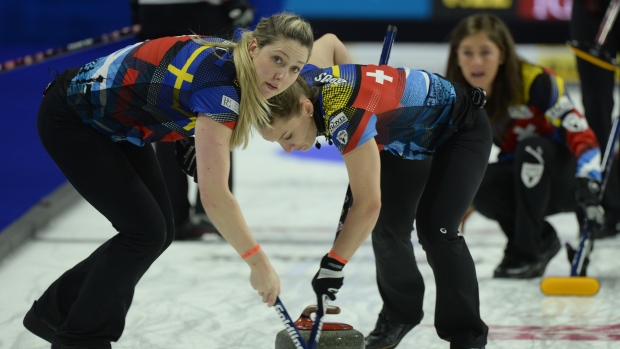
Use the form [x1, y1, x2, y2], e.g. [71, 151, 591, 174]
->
[241, 244, 260, 259]
[328, 250, 349, 265]
[243, 246, 269, 267]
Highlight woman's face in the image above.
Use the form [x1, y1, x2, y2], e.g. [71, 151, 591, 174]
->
[258, 103, 317, 153]
[456, 31, 503, 95]
[249, 38, 309, 99]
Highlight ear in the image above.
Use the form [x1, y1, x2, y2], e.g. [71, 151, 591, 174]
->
[301, 98, 313, 117]
[248, 38, 259, 59]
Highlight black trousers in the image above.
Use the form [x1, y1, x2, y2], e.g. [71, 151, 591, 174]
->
[571, 0, 620, 218]
[373, 104, 491, 347]
[137, 2, 235, 225]
[35, 70, 175, 348]
[473, 137, 577, 258]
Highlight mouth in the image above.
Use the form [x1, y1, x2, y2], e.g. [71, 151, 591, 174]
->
[266, 82, 278, 91]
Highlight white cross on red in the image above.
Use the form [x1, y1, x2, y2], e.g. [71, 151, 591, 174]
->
[366, 69, 393, 84]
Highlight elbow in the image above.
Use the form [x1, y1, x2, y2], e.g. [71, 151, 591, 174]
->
[198, 183, 224, 212]
[370, 199, 382, 221]
[199, 191, 216, 212]
[363, 196, 382, 223]
[320, 33, 339, 42]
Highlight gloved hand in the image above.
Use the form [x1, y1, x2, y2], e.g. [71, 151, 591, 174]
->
[575, 177, 605, 234]
[312, 254, 345, 310]
[225, 0, 254, 27]
[175, 137, 197, 182]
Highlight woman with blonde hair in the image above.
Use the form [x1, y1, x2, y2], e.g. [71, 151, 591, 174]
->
[24, 12, 313, 348]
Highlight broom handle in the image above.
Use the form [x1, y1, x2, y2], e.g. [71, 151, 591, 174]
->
[596, 0, 620, 47]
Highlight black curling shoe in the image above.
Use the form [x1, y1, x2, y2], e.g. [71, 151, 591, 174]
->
[364, 311, 416, 349]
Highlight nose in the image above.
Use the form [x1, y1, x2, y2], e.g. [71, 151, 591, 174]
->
[275, 68, 287, 81]
[472, 54, 483, 65]
[281, 142, 293, 153]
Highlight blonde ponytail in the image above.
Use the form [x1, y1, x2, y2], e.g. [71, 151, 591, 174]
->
[230, 32, 272, 149]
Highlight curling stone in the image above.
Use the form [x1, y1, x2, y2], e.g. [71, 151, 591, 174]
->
[275, 305, 365, 349]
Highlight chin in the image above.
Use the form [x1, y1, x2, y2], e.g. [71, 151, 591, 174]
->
[260, 87, 276, 99]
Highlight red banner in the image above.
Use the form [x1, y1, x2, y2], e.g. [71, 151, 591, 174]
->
[518, 0, 572, 20]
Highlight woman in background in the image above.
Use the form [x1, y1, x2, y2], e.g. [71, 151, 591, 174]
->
[446, 13, 603, 279]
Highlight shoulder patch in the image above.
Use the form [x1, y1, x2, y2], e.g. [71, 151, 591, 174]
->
[221, 95, 239, 114]
[336, 129, 349, 145]
[546, 95, 574, 121]
[562, 112, 588, 132]
[329, 112, 348, 134]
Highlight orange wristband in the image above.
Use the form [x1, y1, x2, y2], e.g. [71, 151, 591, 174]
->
[328, 250, 349, 264]
[241, 244, 261, 259]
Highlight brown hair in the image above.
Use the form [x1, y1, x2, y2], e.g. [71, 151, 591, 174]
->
[445, 13, 522, 138]
[266, 76, 318, 125]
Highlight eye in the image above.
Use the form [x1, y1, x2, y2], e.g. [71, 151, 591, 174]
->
[273, 56, 283, 64]
[285, 133, 292, 140]
[291, 66, 301, 74]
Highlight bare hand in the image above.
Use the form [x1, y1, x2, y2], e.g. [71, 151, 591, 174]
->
[249, 260, 280, 307]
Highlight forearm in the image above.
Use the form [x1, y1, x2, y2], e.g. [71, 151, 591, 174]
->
[331, 198, 381, 260]
[200, 188, 264, 264]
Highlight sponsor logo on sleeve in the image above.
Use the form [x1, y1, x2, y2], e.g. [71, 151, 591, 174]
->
[221, 95, 239, 114]
[329, 112, 348, 134]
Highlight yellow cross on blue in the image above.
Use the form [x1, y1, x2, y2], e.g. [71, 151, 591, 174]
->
[167, 45, 210, 130]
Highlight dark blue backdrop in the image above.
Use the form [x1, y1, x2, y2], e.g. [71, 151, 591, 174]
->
[0, 0, 283, 231]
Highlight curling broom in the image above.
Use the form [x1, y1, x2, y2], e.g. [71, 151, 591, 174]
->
[276, 26, 398, 347]
[541, 118, 620, 296]
[568, 0, 620, 71]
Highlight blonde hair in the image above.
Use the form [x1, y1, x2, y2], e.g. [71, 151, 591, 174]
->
[197, 13, 314, 148]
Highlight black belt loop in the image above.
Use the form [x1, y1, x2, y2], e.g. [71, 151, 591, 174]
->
[43, 67, 60, 96]
[471, 87, 486, 108]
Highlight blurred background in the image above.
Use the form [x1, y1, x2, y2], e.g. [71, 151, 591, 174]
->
[0, 0, 597, 252]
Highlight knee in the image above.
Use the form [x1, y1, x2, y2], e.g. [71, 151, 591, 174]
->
[415, 216, 460, 249]
[515, 137, 552, 189]
[137, 216, 173, 256]
[514, 137, 552, 164]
